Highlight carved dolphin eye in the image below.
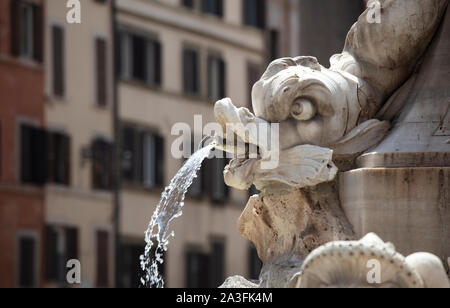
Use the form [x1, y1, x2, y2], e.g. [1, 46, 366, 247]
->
[290, 98, 317, 121]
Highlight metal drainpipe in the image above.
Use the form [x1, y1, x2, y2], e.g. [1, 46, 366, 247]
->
[111, 0, 121, 288]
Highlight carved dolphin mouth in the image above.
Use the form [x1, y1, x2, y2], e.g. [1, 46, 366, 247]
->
[214, 98, 338, 192]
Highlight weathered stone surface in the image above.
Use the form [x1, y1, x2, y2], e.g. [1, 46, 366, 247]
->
[219, 276, 259, 289]
[290, 233, 450, 288]
[339, 167, 450, 267]
[238, 181, 355, 265]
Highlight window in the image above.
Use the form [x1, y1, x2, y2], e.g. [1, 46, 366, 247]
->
[95, 38, 108, 107]
[182, 0, 195, 9]
[52, 25, 65, 97]
[183, 48, 200, 95]
[243, 0, 266, 29]
[20, 124, 47, 185]
[186, 249, 210, 288]
[47, 132, 70, 186]
[185, 239, 225, 288]
[268, 29, 280, 61]
[45, 226, 78, 285]
[207, 54, 226, 101]
[188, 154, 229, 203]
[119, 31, 161, 87]
[121, 125, 164, 188]
[201, 0, 223, 17]
[92, 138, 113, 191]
[18, 234, 38, 288]
[120, 242, 165, 288]
[96, 230, 109, 288]
[210, 239, 225, 287]
[247, 63, 262, 110]
[248, 245, 262, 280]
[10, 0, 43, 62]
[120, 243, 144, 288]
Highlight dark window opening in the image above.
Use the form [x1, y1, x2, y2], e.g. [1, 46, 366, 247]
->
[10, 0, 43, 62]
[243, 0, 266, 29]
[187, 147, 229, 204]
[96, 230, 109, 287]
[45, 225, 79, 285]
[20, 124, 48, 185]
[52, 25, 65, 97]
[207, 54, 226, 101]
[47, 132, 70, 186]
[185, 239, 225, 288]
[183, 48, 200, 95]
[202, 0, 223, 17]
[121, 125, 164, 188]
[92, 138, 113, 191]
[18, 235, 37, 288]
[119, 32, 162, 87]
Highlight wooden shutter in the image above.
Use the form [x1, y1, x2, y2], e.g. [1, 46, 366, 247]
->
[10, 0, 21, 56]
[121, 126, 136, 182]
[96, 231, 109, 287]
[96, 38, 107, 107]
[219, 57, 226, 98]
[52, 26, 65, 97]
[32, 4, 43, 62]
[183, 49, 198, 95]
[65, 227, 78, 261]
[210, 240, 225, 287]
[154, 40, 162, 86]
[257, 0, 266, 29]
[34, 127, 48, 185]
[20, 125, 33, 183]
[19, 236, 36, 287]
[45, 226, 59, 282]
[132, 34, 147, 81]
[154, 134, 164, 186]
[62, 134, 71, 185]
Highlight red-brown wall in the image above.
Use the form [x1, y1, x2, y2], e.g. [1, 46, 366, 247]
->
[0, 0, 45, 288]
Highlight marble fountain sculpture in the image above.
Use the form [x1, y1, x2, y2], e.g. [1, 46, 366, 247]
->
[215, 0, 450, 288]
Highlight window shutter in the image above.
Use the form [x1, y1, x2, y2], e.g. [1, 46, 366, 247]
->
[115, 32, 122, 77]
[65, 227, 78, 261]
[121, 126, 136, 182]
[62, 134, 71, 185]
[10, 0, 21, 56]
[132, 35, 147, 81]
[210, 240, 225, 287]
[154, 40, 162, 86]
[154, 134, 164, 186]
[52, 26, 65, 97]
[207, 55, 213, 99]
[45, 226, 60, 282]
[96, 38, 107, 107]
[96, 231, 109, 287]
[32, 5, 43, 62]
[18, 236, 36, 288]
[34, 128, 48, 185]
[257, 0, 266, 29]
[20, 125, 32, 183]
[219, 58, 226, 98]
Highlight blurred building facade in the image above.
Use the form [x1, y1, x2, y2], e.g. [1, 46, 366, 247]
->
[115, 0, 270, 288]
[44, 0, 114, 288]
[0, 0, 45, 288]
[0, 0, 367, 288]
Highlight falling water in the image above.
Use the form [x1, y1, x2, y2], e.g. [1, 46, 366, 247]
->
[140, 140, 216, 288]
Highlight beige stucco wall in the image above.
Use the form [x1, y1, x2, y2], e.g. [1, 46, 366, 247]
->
[44, 0, 114, 287]
[117, 0, 265, 287]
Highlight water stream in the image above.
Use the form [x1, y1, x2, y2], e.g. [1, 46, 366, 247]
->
[140, 141, 216, 288]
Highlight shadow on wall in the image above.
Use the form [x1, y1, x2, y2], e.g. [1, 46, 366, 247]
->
[299, 0, 365, 65]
